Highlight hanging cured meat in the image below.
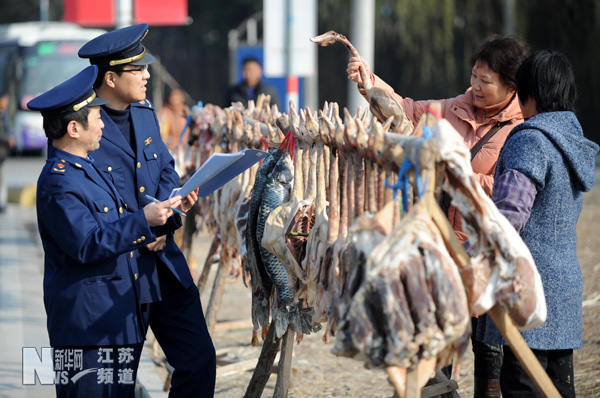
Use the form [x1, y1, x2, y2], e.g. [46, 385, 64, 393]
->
[432, 119, 546, 330]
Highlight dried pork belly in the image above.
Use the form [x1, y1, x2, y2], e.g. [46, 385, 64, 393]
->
[433, 119, 546, 330]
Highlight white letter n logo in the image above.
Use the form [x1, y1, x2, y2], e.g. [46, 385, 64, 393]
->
[22, 347, 54, 385]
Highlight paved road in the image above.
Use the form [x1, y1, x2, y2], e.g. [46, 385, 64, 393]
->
[0, 204, 50, 397]
[4, 156, 46, 189]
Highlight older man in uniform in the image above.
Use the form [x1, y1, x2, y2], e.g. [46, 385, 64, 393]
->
[78, 24, 216, 397]
[30, 65, 182, 397]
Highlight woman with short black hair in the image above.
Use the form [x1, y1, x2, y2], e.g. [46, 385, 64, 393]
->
[481, 49, 599, 397]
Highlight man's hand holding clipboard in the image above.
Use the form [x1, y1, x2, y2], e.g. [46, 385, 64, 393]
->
[169, 149, 270, 199]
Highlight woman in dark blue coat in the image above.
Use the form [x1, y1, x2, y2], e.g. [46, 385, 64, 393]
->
[479, 50, 599, 397]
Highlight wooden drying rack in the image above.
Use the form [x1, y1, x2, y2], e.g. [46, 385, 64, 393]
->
[177, 105, 561, 398]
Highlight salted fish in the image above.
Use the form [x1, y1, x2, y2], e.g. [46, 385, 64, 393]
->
[246, 148, 282, 329]
[257, 153, 295, 307]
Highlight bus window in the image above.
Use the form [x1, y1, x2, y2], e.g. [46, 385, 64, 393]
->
[20, 41, 90, 108]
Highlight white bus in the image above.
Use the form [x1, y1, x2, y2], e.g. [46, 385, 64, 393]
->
[0, 22, 106, 153]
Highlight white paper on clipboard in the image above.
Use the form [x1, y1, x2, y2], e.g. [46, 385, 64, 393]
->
[170, 149, 270, 198]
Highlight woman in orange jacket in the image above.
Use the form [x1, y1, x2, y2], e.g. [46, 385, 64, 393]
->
[347, 35, 529, 398]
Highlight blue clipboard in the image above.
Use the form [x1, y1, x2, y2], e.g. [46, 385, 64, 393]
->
[170, 149, 270, 198]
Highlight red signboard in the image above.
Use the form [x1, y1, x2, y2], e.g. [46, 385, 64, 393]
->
[63, 0, 188, 27]
[134, 0, 188, 26]
[64, 0, 114, 27]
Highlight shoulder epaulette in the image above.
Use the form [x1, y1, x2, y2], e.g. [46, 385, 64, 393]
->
[134, 99, 153, 109]
[50, 159, 68, 175]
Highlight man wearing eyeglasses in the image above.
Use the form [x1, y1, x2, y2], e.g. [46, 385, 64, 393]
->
[78, 24, 216, 398]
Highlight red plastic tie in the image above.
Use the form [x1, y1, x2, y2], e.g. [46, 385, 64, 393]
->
[422, 104, 443, 120]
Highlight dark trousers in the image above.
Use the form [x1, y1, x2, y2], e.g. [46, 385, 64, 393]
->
[143, 263, 216, 397]
[501, 346, 575, 398]
[54, 342, 144, 398]
[472, 317, 503, 379]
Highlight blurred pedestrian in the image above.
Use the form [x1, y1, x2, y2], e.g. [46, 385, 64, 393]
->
[0, 91, 11, 212]
[226, 56, 280, 108]
[481, 49, 599, 397]
[158, 88, 190, 152]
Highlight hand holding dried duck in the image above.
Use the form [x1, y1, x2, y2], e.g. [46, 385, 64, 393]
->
[311, 30, 413, 133]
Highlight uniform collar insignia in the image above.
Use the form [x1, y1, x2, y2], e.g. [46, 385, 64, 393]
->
[144, 137, 152, 145]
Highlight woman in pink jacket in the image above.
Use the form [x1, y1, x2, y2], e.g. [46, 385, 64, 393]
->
[347, 35, 529, 398]
[349, 35, 528, 243]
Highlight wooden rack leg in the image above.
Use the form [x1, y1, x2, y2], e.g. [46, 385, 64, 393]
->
[182, 201, 199, 258]
[244, 323, 281, 398]
[405, 365, 421, 398]
[197, 236, 218, 295]
[386, 366, 406, 398]
[422, 370, 459, 398]
[205, 257, 229, 335]
[489, 305, 561, 398]
[273, 326, 295, 398]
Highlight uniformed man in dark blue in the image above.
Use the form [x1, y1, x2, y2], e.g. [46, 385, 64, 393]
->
[30, 65, 183, 397]
[78, 25, 216, 397]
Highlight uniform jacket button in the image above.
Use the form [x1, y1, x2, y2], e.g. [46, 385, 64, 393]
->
[119, 207, 123, 214]
[137, 162, 141, 168]
[141, 236, 146, 241]
[139, 186, 145, 193]
[130, 252, 134, 258]
[134, 273, 138, 280]
[107, 166, 112, 172]
[103, 207, 109, 212]
[153, 153, 157, 158]
[132, 240, 137, 245]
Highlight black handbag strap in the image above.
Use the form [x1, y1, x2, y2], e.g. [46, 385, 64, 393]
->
[470, 120, 510, 161]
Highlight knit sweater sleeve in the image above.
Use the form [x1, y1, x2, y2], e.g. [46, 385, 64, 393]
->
[496, 129, 549, 191]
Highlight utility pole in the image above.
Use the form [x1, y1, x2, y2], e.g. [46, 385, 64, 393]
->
[40, 0, 49, 22]
[116, 0, 133, 29]
[503, 0, 516, 36]
[347, 0, 375, 113]
[284, 0, 299, 110]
